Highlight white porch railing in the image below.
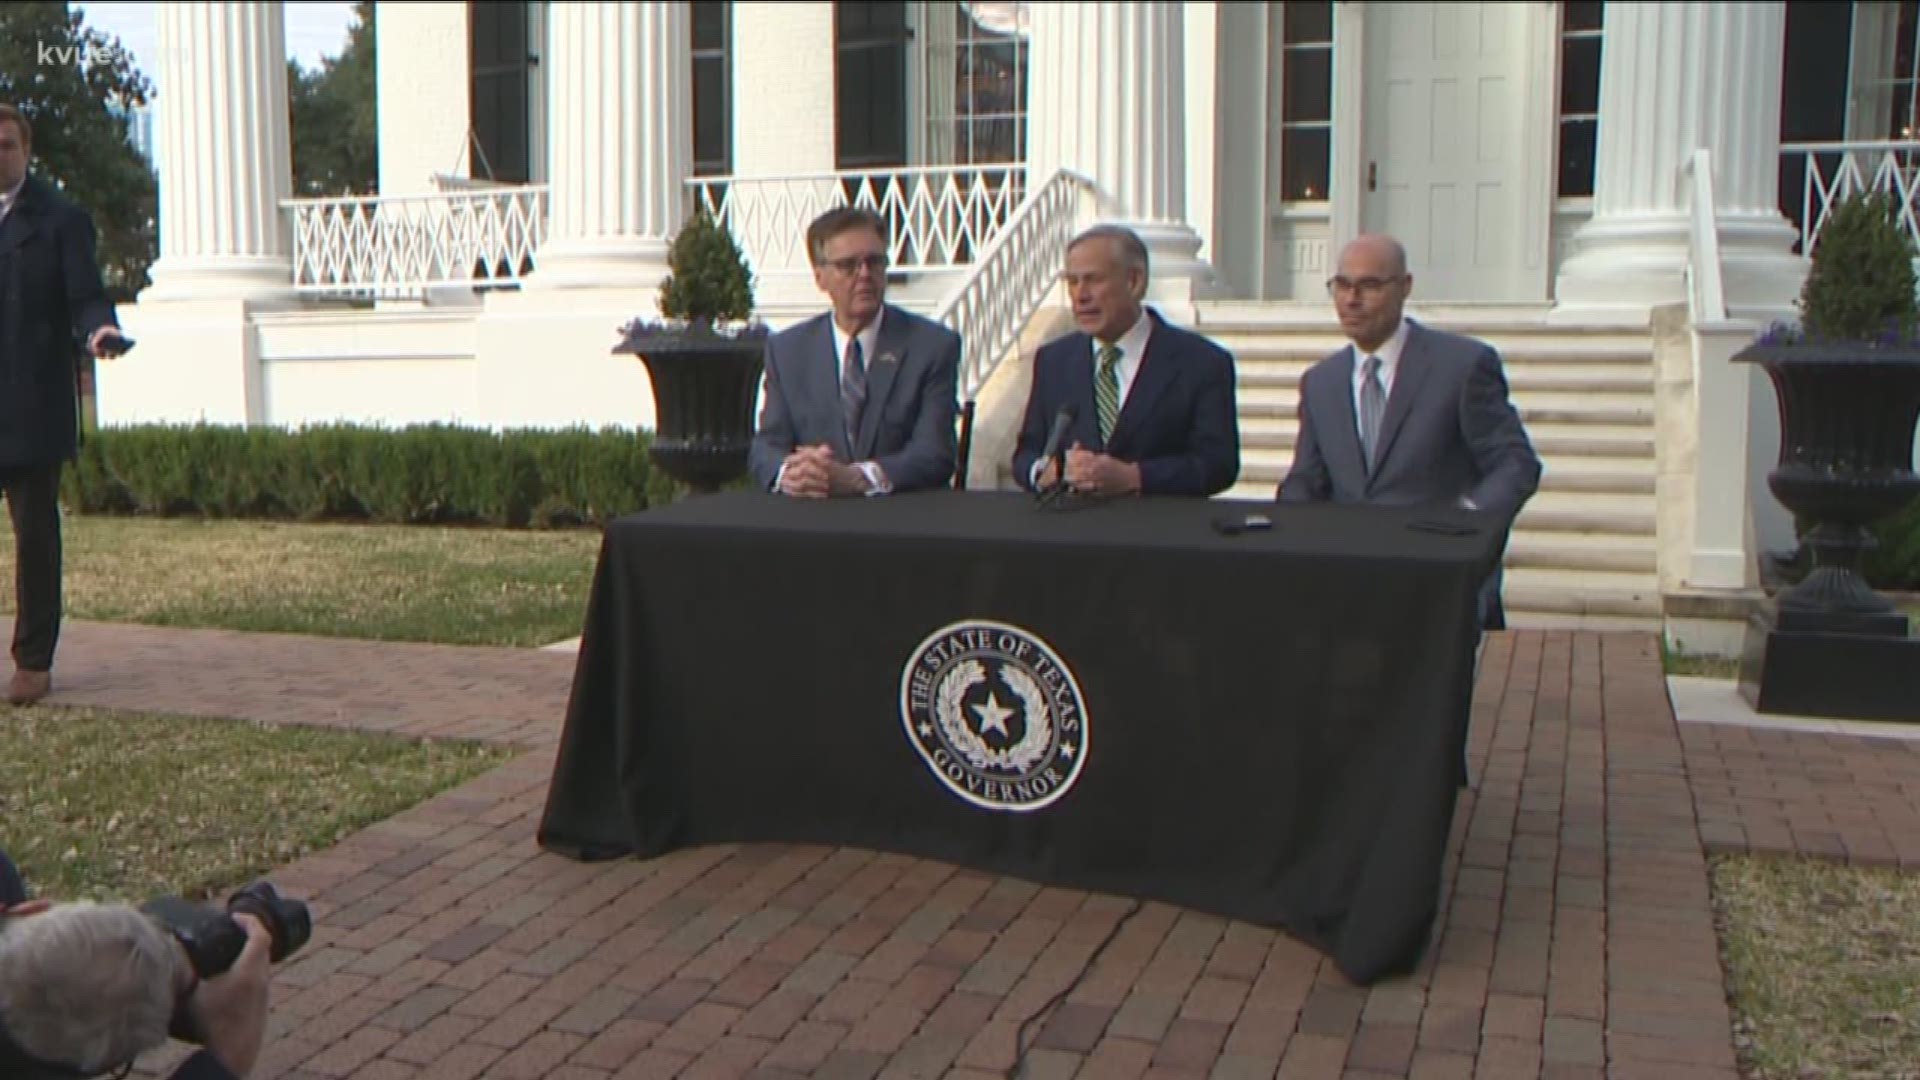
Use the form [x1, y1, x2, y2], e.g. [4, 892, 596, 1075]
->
[1779, 140, 1920, 256]
[284, 186, 549, 299]
[930, 169, 1098, 402]
[686, 166, 1027, 280]
[1681, 149, 1728, 324]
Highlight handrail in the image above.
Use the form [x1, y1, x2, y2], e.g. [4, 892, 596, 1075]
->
[927, 169, 1098, 404]
[1681, 149, 1728, 325]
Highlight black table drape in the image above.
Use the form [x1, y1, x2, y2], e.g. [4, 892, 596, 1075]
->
[538, 490, 1500, 984]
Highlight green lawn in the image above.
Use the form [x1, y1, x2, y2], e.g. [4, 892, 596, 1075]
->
[0, 514, 602, 647]
[1714, 854, 1920, 1079]
[0, 704, 513, 903]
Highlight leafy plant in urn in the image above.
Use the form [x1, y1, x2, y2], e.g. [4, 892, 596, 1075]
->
[1734, 188, 1920, 719]
[617, 207, 771, 495]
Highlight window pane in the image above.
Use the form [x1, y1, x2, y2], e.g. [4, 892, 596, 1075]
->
[1283, 48, 1332, 123]
[1563, 1, 1603, 34]
[1557, 118, 1597, 197]
[837, 45, 908, 167]
[471, 0, 527, 69]
[838, 0, 872, 39]
[693, 1, 725, 53]
[1283, 1, 1334, 45]
[694, 57, 727, 174]
[1281, 127, 1331, 201]
[1559, 36, 1600, 115]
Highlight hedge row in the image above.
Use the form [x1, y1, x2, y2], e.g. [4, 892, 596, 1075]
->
[59, 423, 684, 527]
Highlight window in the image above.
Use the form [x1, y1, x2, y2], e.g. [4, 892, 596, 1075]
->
[836, 1, 911, 169]
[469, 0, 533, 183]
[692, 1, 731, 176]
[1280, 1, 1333, 202]
[1557, 2, 1603, 199]
[944, 2, 1028, 165]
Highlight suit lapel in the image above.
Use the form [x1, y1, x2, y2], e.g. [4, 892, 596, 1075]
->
[1368, 323, 1433, 485]
[853, 306, 907, 459]
[804, 315, 853, 461]
[1106, 311, 1176, 454]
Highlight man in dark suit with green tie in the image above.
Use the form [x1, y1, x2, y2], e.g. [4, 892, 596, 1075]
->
[1011, 225, 1241, 498]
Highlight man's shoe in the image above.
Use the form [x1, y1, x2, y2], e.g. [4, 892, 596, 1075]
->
[7, 669, 50, 706]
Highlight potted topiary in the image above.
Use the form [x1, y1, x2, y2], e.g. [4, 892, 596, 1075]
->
[1735, 189, 1920, 718]
[614, 207, 772, 495]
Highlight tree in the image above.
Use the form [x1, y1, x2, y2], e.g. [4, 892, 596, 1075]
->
[0, 2, 158, 301]
[290, 0, 377, 196]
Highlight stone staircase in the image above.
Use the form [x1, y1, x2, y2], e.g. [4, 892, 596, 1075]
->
[1192, 301, 1663, 631]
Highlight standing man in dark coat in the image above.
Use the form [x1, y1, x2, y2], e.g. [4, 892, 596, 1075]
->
[0, 104, 129, 706]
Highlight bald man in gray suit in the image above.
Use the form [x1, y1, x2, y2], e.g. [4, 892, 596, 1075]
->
[1278, 234, 1541, 630]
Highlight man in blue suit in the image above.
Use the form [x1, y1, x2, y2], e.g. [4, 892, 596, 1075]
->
[748, 207, 962, 497]
[1012, 225, 1240, 498]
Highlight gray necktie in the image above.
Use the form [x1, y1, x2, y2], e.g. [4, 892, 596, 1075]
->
[842, 336, 867, 441]
[1358, 355, 1385, 472]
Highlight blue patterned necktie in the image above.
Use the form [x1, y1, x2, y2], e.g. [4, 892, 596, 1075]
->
[842, 336, 866, 442]
[1359, 354, 1385, 472]
[1095, 343, 1122, 443]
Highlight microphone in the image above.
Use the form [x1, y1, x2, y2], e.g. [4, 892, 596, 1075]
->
[1036, 405, 1075, 491]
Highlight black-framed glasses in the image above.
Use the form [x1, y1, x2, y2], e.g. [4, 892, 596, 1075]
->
[1326, 275, 1404, 297]
[823, 253, 890, 275]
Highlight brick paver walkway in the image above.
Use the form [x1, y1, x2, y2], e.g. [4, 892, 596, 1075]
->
[16, 620, 1913, 1079]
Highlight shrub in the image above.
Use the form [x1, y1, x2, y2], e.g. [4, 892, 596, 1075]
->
[60, 423, 681, 528]
[656, 206, 755, 331]
[1797, 190, 1920, 344]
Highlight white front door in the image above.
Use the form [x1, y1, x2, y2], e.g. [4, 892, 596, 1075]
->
[1361, 2, 1530, 302]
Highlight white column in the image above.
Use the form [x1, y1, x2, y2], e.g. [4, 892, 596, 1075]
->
[1553, 2, 1803, 323]
[922, 2, 957, 167]
[144, 1, 293, 301]
[525, 1, 690, 291]
[1028, 1, 1210, 300]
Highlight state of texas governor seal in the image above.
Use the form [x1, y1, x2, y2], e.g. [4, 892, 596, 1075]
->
[899, 620, 1089, 812]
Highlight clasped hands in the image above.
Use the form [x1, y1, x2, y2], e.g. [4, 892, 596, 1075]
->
[1037, 443, 1142, 498]
[779, 444, 872, 498]
[87, 325, 129, 359]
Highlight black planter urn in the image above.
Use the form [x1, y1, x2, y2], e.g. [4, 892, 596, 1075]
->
[1733, 340, 1920, 720]
[616, 325, 769, 495]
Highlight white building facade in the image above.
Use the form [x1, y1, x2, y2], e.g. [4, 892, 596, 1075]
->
[96, 0, 1920, 643]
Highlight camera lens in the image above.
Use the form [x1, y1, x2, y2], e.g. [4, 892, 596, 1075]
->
[228, 881, 312, 964]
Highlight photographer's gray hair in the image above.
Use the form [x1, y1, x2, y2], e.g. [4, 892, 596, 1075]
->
[0, 901, 185, 1073]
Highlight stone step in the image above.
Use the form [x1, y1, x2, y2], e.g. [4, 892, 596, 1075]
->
[1501, 567, 1663, 618]
[1514, 491, 1659, 534]
[1200, 330, 1659, 362]
[1503, 609, 1667, 632]
[1235, 446, 1654, 496]
[1505, 533, 1658, 573]
[1233, 362, 1654, 393]
[1235, 423, 1655, 459]
[1234, 395, 1652, 427]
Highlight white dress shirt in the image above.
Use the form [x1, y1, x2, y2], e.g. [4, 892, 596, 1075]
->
[1030, 309, 1154, 488]
[1349, 316, 1411, 423]
[773, 308, 892, 495]
[0, 176, 24, 226]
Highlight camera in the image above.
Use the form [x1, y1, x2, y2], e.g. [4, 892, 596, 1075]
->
[142, 880, 311, 979]
[141, 881, 312, 1044]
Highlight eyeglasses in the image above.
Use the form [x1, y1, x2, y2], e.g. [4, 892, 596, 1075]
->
[1326, 275, 1404, 297]
[823, 253, 890, 275]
